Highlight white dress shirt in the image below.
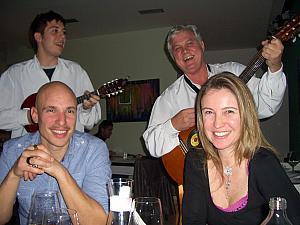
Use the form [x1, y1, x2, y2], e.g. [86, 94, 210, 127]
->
[0, 55, 101, 138]
[143, 62, 286, 157]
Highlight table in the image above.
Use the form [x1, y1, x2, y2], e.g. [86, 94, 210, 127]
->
[110, 156, 135, 178]
[281, 162, 300, 193]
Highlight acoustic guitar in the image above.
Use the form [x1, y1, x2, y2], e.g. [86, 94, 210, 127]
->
[21, 78, 128, 133]
[161, 14, 300, 185]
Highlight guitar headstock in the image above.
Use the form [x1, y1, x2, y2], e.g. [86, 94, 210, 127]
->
[98, 78, 128, 98]
[271, 13, 300, 43]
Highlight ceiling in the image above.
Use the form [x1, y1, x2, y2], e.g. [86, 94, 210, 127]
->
[1, 0, 285, 51]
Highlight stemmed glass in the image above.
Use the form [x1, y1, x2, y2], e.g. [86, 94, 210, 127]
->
[28, 190, 61, 225]
[128, 197, 163, 225]
[44, 208, 79, 225]
[287, 151, 300, 173]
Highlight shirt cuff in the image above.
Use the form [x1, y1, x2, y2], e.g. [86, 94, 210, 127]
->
[267, 63, 283, 77]
[165, 119, 180, 137]
[78, 105, 92, 114]
[19, 109, 30, 126]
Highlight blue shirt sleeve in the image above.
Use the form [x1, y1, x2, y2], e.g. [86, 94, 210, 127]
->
[80, 135, 112, 212]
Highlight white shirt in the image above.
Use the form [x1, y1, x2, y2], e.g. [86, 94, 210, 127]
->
[143, 62, 286, 157]
[0, 55, 101, 138]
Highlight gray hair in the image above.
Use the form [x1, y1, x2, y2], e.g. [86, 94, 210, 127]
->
[166, 25, 202, 59]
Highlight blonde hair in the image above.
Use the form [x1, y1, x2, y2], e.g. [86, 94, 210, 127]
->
[196, 72, 275, 176]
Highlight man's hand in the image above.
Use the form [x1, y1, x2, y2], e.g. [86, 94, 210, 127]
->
[12, 144, 53, 181]
[171, 108, 195, 131]
[82, 91, 100, 110]
[261, 38, 284, 73]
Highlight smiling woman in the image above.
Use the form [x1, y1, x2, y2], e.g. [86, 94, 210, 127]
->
[182, 72, 300, 225]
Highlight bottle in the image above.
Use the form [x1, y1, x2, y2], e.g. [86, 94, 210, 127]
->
[260, 197, 293, 225]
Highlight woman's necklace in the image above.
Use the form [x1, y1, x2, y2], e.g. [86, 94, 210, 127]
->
[224, 166, 233, 199]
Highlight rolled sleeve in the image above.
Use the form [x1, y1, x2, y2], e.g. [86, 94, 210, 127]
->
[82, 141, 111, 212]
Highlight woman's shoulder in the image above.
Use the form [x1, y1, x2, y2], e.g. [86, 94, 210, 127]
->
[186, 148, 205, 159]
[251, 147, 280, 170]
[185, 148, 206, 169]
[253, 148, 277, 160]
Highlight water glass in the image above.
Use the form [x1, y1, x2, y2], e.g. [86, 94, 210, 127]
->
[128, 197, 163, 225]
[106, 178, 133, 225]
[28, 190, 61, 225]
[45, 208, 79, 225]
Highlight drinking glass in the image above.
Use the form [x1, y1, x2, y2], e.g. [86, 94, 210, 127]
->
[28, 190, 61, 225]
[287, 151, 300, 173]
[44, 208, 79, 225]
[128, 197, 163, 225]
[106, 178, 133, 225]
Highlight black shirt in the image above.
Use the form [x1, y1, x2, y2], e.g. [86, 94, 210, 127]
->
[182, 148, 300, 225]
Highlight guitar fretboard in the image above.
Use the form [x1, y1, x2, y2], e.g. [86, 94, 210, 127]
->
[239, 48, 265, 84]
[77, 90, 100, 104]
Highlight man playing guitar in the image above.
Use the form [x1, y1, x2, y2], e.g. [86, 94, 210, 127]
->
[0, 11, 101, 138]
[143, 24, 286, 160]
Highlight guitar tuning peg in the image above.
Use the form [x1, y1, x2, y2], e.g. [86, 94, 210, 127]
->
[292, 36, 297, 43]
[107, 94, 111, 98]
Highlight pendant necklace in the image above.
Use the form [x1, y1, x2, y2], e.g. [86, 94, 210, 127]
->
[224, 166, 233, 199]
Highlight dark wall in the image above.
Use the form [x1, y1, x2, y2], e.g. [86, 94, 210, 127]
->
[283, 0, 300, 158]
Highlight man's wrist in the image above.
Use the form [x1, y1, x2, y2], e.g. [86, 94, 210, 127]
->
[269, 62, 282, 73]
[8, 168, 22, 180]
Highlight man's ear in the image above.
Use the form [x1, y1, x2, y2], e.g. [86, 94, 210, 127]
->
[30, 107, 39, 124]
[34, 32, 42, 43]
[200, 41, 205, 52]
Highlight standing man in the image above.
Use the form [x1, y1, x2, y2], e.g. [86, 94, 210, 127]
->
[0, 81, 111, 225]
[143, 24, 286, 157]
[0, 10, 101, 138]
[95, 120, 114, 142]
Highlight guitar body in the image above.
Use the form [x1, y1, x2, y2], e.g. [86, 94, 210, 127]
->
[161, 127, 201, 185]
[21, 78, 128, 133]
[21, 93, 38, 133]
[161, 14, 300, 185]
[161, 147, 185, 185]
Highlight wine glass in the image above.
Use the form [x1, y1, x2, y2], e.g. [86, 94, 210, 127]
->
[287, 151, 300, 173]
[128, 197, 163, 225]
[28, 190, 61, 225]
[45, 208, 79, 225]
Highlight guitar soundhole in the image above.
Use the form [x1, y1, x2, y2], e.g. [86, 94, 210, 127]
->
[187, 129, 202, 149]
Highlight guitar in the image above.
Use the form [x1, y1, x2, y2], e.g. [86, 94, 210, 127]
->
[161, 14, 300, 185]
[21, 78, 128, 133]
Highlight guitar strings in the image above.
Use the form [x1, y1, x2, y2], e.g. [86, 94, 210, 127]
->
[179, 139, 189, 154]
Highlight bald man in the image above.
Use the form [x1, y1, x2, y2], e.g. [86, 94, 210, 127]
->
[0, 81, 111, 225]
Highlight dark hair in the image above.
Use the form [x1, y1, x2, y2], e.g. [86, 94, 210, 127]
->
[98, 120, 113, 130]
[29, 10, 65, 52]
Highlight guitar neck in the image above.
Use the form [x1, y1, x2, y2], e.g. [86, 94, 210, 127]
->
[76, 89, 100, 104]
[76, 78, 128, 104]
[239, 48, 265, 84]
